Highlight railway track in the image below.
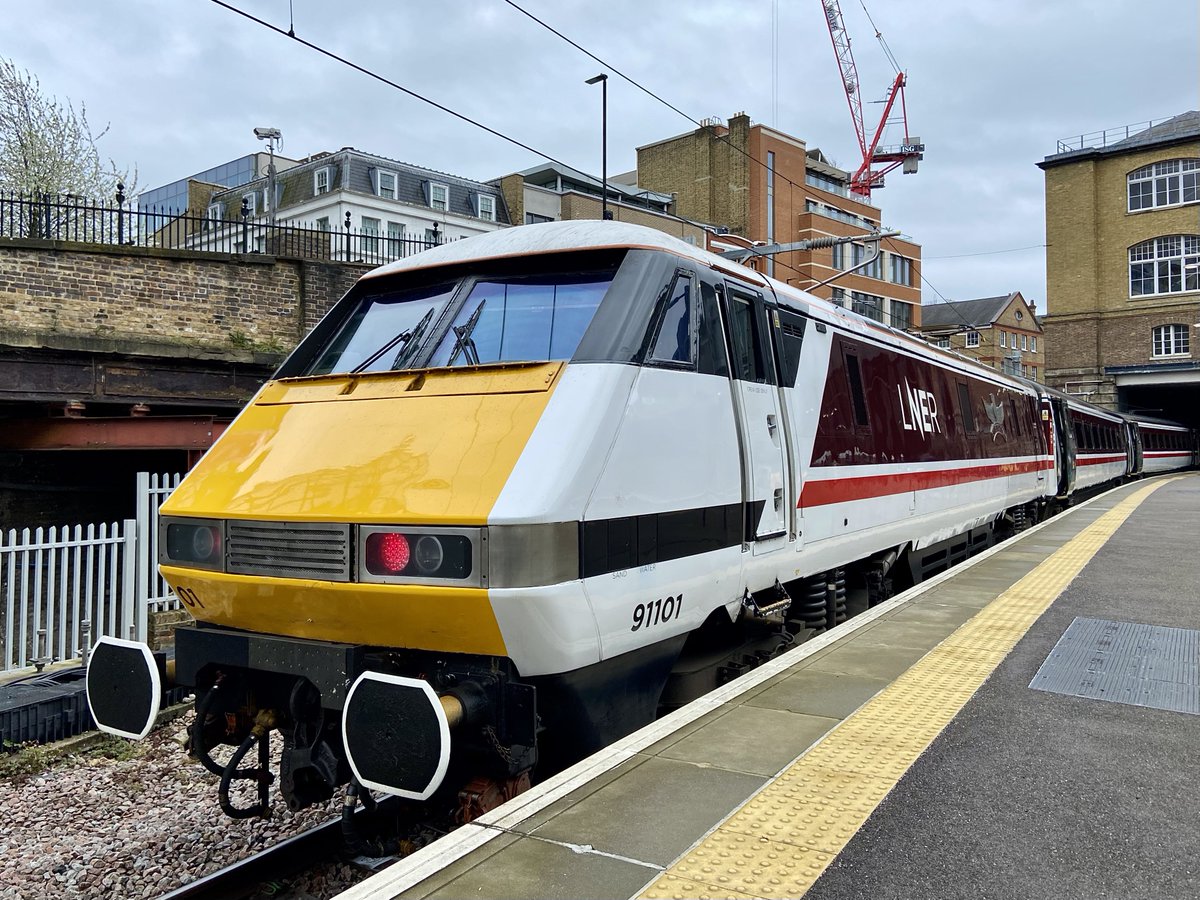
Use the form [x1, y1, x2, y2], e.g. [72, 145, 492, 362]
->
[158, 815, 351, 900]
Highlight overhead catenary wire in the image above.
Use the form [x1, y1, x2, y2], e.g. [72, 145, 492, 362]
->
[210, 1, 989, 315]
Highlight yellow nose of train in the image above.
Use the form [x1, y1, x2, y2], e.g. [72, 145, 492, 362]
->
[159, 361, 564, 653]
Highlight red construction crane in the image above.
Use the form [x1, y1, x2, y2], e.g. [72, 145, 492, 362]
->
[819, 0, 923, 199]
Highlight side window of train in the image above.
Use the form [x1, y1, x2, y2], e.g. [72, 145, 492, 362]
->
[773, 308, 807, 388]
[956, 382, 976, 433]
[648, 271, 696, 367]
[697, 281, 729, 377]
[724, 285, 775, 384]
[842, 347, 870, 428]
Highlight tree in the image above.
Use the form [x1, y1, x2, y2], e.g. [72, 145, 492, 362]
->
[0, 58, 136, 202]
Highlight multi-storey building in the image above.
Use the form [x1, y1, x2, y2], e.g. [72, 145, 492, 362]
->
[919, 292, 1044, 381]
[156, 148, 509, 263]
[1037, 111, 1199, 422]
[635, 113, 922, 330]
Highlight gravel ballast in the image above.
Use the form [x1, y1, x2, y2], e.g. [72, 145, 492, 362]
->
[0, 713, 368, 900]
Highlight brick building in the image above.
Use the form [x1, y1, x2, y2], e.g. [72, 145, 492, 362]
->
[1037, 111, 1199, 422]
[919, 292, 1044, 381]
[635, 113, 922, 330]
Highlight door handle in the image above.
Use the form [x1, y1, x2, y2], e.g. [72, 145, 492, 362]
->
[767, 414, 777, 435]
[774, 487, 784, 511]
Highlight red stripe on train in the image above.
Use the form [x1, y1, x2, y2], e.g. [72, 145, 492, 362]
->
[1076, 454, 1126, 466]
[801, 459, 1053, 507]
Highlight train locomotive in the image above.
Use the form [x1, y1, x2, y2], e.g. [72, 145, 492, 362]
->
[85, 221, 1196, 820]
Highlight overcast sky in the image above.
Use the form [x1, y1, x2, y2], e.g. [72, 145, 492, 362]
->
[5, 0, 1197, 312]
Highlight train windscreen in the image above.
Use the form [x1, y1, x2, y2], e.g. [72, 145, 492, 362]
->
[302, 272, 614, 375]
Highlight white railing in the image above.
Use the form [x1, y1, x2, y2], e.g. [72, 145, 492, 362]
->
[0, 472, 181, 673]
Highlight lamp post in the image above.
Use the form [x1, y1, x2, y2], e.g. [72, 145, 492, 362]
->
[254, 127, 282, 225]
[585, 74, 611, 221]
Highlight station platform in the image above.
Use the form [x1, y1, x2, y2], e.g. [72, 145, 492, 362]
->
[339, 473, 1199, 900]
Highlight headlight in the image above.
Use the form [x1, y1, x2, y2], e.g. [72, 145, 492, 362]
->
[358, 526, 481, 585]
[160, 517, 224, 571]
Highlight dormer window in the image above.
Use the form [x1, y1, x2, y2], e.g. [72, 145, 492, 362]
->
[478, 194, 496, 221]
[430, 183, 449, 211]
[242, 192, 258, 215]
[206, 203, 222, 221]
[378, 170, 397, 200]
[314, 167, 331, 195]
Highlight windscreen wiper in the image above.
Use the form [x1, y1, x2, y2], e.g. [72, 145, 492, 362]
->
[348, 306, 435, 374]
[448, 299, 486, 367]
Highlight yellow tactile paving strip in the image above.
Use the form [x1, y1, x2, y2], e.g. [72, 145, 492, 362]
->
[638, 479, 1174, 900]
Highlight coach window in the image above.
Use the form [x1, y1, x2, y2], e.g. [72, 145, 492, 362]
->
[648, 272, 695, 366]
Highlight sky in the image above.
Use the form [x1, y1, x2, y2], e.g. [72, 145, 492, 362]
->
[4, 0, 1197, 313]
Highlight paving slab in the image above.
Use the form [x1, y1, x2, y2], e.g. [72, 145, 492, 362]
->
[655, 703, 840, 777]
[746, 669, 891, 720]
[530, 755, 766, 867]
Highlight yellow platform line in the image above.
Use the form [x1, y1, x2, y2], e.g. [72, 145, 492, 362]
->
[638, 479, 1175, 900]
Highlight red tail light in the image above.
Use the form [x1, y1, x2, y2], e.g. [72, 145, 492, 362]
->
[365, 532, 411, 575]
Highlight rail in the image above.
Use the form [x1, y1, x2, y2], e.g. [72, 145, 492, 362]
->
[1054, 116, 1177, 154]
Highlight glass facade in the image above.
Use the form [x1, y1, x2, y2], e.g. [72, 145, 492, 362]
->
[138, 155, 258, 214]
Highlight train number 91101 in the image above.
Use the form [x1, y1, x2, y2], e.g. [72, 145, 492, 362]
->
[632, 594, 683, 632]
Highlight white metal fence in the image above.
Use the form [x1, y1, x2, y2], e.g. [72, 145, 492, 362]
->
[0, 472, 181, 673]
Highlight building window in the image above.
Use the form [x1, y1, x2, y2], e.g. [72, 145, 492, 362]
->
[889, 300, 912, 331]
[315, 216, 330, 232]
[965, 331, 980, 348]
[1032, 366, 1037, 379]
[206, 203, 222, 221]
[314, 167, 330, 195]
[361, 216, 380, 255]
[1130, 235, 1200, 296]
[525, 212, 553, 224]
[242, 192, 257, 215]
[430, 183, 449, 211]
[375, 170, 398, 199]
[1031, 336, 1037, 352]
[424, 228, 439, 245]
[935, 336, 950, 349]
[890, 254, 913, 286]
[999, 331, 1007, 348]
[851, 291, 883, 323]
[830, 288, 846, 308]
[831, 242, 845, 271]
[1152, 323, 1190, 357]
[387, 221, 405, 256]
[1128, 159, 1199, 211]
[1021, 334, 1028, 351]
[478, 195, 496, 222]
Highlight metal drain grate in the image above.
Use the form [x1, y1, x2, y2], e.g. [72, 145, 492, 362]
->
[1029, 617, 1200, 715]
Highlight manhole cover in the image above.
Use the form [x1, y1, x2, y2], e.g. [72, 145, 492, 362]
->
[1029, 617, 1200, 715]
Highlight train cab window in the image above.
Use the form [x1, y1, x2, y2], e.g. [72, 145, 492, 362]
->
[725, 288, 775, 384]
[648, 274, 695, 366]
[957, 382, 976, 433]
[427, 273, 613, 367]
[696, 282, 729, 377]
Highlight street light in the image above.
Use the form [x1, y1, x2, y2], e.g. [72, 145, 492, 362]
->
[254, 127, 282, 225]
[585, 74, 611, 221]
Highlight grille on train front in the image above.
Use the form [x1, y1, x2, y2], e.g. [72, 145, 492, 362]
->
[226, 520, 352, 582]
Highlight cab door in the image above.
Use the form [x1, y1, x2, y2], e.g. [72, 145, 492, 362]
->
[720, 282, 789, 553]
